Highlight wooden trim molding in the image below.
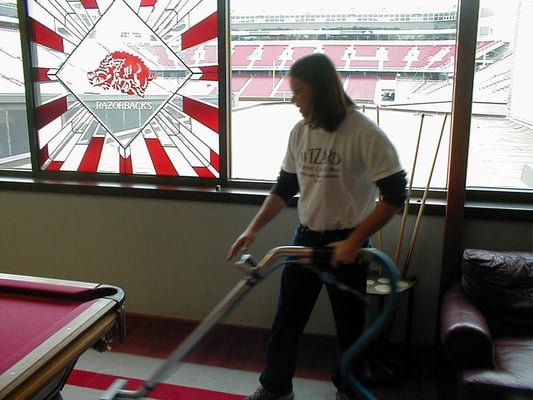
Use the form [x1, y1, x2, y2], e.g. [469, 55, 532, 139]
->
[440, 0, 480, 294]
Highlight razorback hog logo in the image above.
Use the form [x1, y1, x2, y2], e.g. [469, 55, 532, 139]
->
[87, 51, 157, 98]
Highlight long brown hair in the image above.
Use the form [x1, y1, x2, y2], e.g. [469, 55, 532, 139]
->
[289, 53, 354, 132]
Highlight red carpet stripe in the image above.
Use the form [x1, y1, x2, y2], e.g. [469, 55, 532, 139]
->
[67, 369, 244, 400]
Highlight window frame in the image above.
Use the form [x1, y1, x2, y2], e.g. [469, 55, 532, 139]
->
[0, 0, 526, 222]
[17, 0, 228, 185]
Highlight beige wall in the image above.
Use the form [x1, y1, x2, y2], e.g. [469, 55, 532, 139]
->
[0, 190, 531, 344]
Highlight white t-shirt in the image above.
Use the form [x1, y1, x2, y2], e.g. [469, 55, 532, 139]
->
[281, 108, 403, 232]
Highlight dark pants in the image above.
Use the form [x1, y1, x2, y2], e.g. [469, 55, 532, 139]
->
[259, 224, 369, 394]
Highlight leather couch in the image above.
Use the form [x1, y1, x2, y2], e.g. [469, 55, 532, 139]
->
[440, 249, 533, 400]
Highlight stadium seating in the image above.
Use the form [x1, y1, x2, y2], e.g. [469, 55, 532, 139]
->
[344, 74, 379, 100]
[0, 29, 507, 103]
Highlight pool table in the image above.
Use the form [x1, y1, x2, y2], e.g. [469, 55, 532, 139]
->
[0, 273, 125, 400]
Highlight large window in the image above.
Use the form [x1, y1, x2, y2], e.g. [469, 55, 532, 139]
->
[0, 1, 29, 169]
[230, 0, 532, 192]
[469, 0, 533, 190]
[5, 0, 220, 178]
[0, 0, 530, 198]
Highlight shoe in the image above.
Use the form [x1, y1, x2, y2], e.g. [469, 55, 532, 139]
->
[245, 385, 295, 400]
[335, 390, 358, 400]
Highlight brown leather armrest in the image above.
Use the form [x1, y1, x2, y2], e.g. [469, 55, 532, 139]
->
[440, 283, 495, 369]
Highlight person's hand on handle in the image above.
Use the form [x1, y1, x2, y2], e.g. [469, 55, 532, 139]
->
[226, 229, 256, 261]
[328, 201, 401, 266]
[226, 193, 287, 261]
[327, 239, 363, 266]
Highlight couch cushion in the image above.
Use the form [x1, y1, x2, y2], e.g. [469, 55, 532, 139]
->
[461, 338, 533, 400]
[461, 249, 533, 337]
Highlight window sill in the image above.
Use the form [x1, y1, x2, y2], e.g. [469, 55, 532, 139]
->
[0, 175, 530, 221]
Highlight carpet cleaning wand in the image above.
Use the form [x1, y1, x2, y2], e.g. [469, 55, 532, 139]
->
[101, 247, 398, 400]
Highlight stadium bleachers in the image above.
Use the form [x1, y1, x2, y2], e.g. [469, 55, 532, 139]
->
[348, 44, 380, 69]
[383, 45, 409, 69]
[344, 74, 379, 100]
[408, 45, 455, 70]
[142, 43, 176, 66]
[0, 29, 24, 92]
[252, 44, 288, 67]
[473, 54, 512, 103]
[228, 41, 461, 73]
[0, 27, 507, 103]
[231, 74, 251, 93]
[226, 39, 508, 101]
[285, 46, 317, 67]
[272, 74, 292, 99]
[239, 74, 280, 97]
[322, 44, 350, 68]
[231, 44, 258, 68]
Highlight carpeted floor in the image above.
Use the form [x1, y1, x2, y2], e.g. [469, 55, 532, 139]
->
[68, 369, 245, 400]
[61, 315, 451, 400]
[63, 350, 335, 400]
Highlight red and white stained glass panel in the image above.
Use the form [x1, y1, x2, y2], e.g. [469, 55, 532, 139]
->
[27, 0, 219, 177]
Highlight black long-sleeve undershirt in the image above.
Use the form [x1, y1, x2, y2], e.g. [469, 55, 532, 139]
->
[270, 169, 407, 207]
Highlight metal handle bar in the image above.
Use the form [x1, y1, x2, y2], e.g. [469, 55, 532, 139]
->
[101, 246, 397, 400]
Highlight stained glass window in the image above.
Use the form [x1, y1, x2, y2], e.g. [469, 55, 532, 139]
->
[26, 0, 219, 177]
